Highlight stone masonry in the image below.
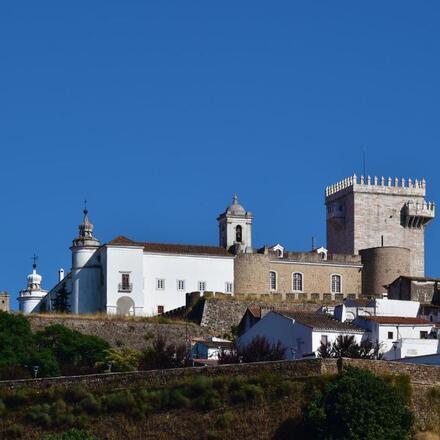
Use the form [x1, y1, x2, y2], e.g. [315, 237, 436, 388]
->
[326, 175, 435, 277]
[234, 251, 362, 299]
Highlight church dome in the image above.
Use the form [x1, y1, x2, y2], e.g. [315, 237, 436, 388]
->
[27, 265, 42, 289]
[226, 194, 246, 216]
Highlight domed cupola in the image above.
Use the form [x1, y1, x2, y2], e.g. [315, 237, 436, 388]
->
[72, 207, 100, 248]
[18, 257, 48, 314]
[217, 194, 253, 254]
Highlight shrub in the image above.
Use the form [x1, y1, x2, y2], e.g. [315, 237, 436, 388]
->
[0, 398, 6, 415]
[39, 429, 100, 440]
[4, 390, 30, 409]
[303, 367, 414, 440]
[98, 347, 141, 372]
[64, 386, 90, 404]
[3, 424, 24, 438]
[79, 395, 101, 415]
[105, 391, 136, 414]
[215, 411, 234, 428]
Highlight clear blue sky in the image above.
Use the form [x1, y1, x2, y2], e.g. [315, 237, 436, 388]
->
[2, 1, 440, 309]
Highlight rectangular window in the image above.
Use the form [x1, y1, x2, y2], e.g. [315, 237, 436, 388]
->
[420, 331, 428, 339]
[331, 274, 341, 294]
[321, 335, 328, 345]
[225, 282, 233, 293]
[388, 331, 394, 340]
[198, 281, 206, 292]
[118, 273, 132, 292]
[157, 305, 164, 314]
[177, 280, 185, 291]
[156, 279, 165, 290]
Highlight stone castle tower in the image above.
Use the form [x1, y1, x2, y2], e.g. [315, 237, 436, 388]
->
[325, 175, 435, 277]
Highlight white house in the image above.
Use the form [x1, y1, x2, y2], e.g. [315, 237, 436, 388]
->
[237, 310, 365, 359]
[353, 316, 438, 360]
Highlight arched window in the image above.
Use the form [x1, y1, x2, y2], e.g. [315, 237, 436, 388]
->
[331, 274, 341, 294]
[236, 225, 242, 243]
[292, 273, 303, 292]
[269, 271, 277, 291]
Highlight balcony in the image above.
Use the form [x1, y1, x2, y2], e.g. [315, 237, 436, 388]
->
[402, 201, 435, 228]
[118, 283, 133, 293]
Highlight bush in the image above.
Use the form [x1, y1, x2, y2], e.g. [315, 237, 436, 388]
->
[79, 395, 101, 415]
[39, 429, 100, 440]
[64, 386, 90, 404]
[98, 347, 141, 372]
[303, 367, 414, 440]
[3, 424, 24, 438]
[104, 391, 136, 414]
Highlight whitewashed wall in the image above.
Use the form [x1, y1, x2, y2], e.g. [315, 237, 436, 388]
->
[142, 253, 234, 316]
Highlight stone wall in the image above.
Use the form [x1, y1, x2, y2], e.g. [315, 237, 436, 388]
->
[198, 298, 322, 335]
[234, 253, 362, 300]
[0, 293, 9, 312]
[28, 315, 211, 350]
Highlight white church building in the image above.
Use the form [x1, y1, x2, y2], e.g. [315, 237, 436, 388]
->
[18, 196, 252, 316]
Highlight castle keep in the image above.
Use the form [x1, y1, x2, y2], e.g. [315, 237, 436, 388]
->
[325, 175, 435, 278]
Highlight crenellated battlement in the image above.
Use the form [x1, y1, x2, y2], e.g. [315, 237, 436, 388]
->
[325, 174, 426, 197]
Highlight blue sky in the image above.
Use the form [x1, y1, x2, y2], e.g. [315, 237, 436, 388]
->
[1, 1, 440, 309]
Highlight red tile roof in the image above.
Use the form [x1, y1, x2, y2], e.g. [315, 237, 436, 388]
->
[363, 316, 433, 325]
[107, 235, 232, 257]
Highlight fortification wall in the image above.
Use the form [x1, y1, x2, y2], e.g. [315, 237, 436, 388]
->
[28, 315, 210, 350]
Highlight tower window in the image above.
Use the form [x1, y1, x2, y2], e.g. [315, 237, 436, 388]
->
[236, 225, 242, 243]
[177, 280, 185, 291]
[331, 274, 341, 294]
[156, 279, 165, 290]
[225, 282, 233, 293]
[292, 273, 303, 292]
[198, 281, 206, 292]
[157, 305, 164, 314]
[269, 271, 277, 291]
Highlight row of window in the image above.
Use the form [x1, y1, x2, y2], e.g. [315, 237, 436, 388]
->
[269, 271, 342, 294]
[120, 273, 233, 294]
[156, 279, 233, 294]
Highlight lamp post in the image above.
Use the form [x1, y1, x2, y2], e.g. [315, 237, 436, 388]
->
[290, 348, 297, 360]
[33, 366, 39, 379]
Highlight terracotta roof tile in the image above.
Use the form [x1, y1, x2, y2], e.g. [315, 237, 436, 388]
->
[108, 235, 232, 257]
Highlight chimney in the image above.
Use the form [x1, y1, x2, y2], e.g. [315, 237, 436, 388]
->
[58, 268, 65, 282]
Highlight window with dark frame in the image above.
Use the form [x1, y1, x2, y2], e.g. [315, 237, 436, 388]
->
[388, 331, 394, 340]
[157, 305, 164, 314]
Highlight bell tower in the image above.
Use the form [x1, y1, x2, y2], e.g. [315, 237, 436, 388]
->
[217, 194, 253, 253]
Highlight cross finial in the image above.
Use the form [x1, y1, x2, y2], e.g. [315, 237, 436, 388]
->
[32, 254, 38, 269]
[83, 199, 88, 216]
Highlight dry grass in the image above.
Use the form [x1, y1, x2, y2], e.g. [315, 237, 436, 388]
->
[29, 312, 188, 325]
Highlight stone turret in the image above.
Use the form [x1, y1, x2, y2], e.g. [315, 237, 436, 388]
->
[325, 174, 435, 277]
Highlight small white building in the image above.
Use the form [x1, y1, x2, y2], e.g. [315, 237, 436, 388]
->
[353, 316, 438, 360]
[191, 337, 233, 362]
[238, 310, 365, 359]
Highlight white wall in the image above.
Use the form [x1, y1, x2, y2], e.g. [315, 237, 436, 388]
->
[142, 252, 234, 316]
[374, 299, 420, 317]
[105, 245, 145, 315]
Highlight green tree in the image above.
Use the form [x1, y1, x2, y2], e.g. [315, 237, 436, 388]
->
[0, 311, 59, 379]
[317, 335, 382, 359]
[140, 334, 186, 370]
[51, 283, 70, 313]
[97, 347, 142, 372]
[36, 324, 109, 375]
[303, 367, 414, 440]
